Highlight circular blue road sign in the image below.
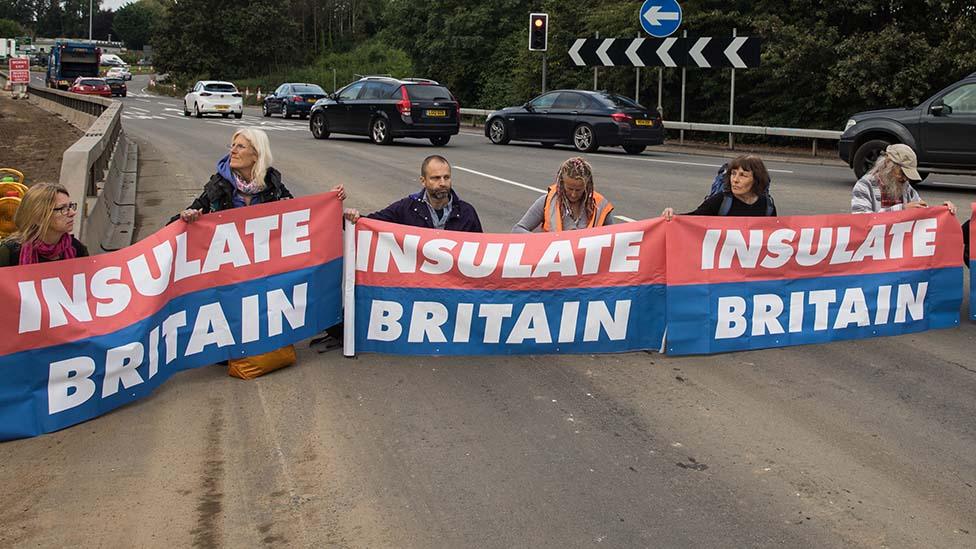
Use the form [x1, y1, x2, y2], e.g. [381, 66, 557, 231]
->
[640, 0, 682, 38]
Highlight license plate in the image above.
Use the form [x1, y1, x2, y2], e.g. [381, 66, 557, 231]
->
[307, 98, 317, 103]
[426, 109, 447, 117]
[216, 105, 229, 110]
[635, 119, 653, 126]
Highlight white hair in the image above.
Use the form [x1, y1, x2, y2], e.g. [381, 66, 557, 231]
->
[232, 128, 273, 185]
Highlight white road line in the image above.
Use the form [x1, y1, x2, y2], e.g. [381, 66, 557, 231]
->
[135, 98, 151, 103]
[455, 166, 546, 194]
[614, 215, 637, 222]
[127, 106, 150, 113]
[590, 151, 794, 174]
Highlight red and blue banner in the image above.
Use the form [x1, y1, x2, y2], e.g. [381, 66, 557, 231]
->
[352, 218, 668, 355]
[970, 203, 976, 321]
[0, 193, 343, 441]
[665, 208, 963, 355]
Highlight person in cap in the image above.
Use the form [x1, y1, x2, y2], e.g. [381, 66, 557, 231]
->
[850, 143, 956, 215]
[513, 156, 615, 232]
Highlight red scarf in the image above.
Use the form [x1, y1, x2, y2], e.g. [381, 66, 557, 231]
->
[19, 233, 77, 265]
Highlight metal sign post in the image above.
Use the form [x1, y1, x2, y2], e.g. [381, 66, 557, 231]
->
[680, 30, 687, 144]
[593, 32, 599, 90]
[729, 28, 736, 149]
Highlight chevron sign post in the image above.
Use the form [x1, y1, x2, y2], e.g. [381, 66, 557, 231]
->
[567, 36, 760, 68]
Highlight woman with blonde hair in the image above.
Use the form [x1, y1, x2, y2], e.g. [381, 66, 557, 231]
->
[513, 156, 614, 232]
[174, 128, 345, 223]
[0, 183, 88, 266]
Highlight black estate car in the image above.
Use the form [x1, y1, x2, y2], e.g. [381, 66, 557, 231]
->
[104, 77, 127, 97]
[485, 90, 664, 154]
[839, 71, 976, 179]
[309, 77, 460, 146]
[263, 83, 328, 119]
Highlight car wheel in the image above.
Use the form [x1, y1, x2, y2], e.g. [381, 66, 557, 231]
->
[488, 118, 510, 144]
[222, 113, 230, 118]
[430, 135, 450, 146]
[122, 92, 127, 97]
[573, 124, 599, 152]
[852, 139, 892, 179]
[234, 112, 242, 119]
[183, 102, 190, 117]
[282, 104, 291, 119]
[262, 103, 270, 117]
[301, 113, 308, 120]
[194, 103, 202, 118]
[311, 112, 330, 139]
[370, 117, 392, 145]
[623, 144, 646, 155]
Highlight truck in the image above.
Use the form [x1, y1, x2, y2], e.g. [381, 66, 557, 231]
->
[46, 40, 101, 90]
[0, 39, 16, 59]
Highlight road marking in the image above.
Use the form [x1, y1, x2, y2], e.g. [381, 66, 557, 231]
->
[127, 106, 150, 113]
[455, 166, 546, 194]
[134, 98, 151, 103]
[614, 215, 637, 222]
[590, 151, 794, 174]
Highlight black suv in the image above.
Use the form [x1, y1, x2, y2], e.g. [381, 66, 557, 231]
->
[839, 72, 976, 179]
[309, 77, 460, 146]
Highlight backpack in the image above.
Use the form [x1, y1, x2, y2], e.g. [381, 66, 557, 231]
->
[708, 162, 776, 216]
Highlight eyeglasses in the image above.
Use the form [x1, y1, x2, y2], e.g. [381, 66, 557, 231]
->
[52, 202, 78, 215]
[228, 143, 251, 152]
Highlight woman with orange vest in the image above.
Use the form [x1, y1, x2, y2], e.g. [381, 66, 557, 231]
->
[513, 157, 615, 233]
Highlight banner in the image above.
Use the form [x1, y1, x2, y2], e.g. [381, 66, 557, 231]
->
[0, 193, 343, 441]
[971, 203, 976, 321]
[352, 218, 667, 355]
[665, 208, 963, 355]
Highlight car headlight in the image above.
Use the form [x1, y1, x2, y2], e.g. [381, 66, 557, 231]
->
[844, 118, 857, 131]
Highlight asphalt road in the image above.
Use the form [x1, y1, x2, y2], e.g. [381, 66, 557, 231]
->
[2, 74, 975, 548]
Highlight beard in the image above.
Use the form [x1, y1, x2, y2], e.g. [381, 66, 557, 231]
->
[428, 188, 450, 200]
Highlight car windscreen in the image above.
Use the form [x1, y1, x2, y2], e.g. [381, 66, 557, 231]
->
[292, 84, 325, 94]
[204, 84, 237, 93]
[105, 78, 123, 84]
[79, 79, 104, 86]
[404, 85, 453, 101]
[595, 94, 644, 109]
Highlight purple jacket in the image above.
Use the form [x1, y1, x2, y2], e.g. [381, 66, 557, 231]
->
[367, 190, 483, 233]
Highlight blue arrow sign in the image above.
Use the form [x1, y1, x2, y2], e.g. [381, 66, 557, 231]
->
[640, 0, 682, 38]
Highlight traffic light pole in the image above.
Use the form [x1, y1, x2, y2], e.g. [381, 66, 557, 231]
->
[542, 53, 547, 93]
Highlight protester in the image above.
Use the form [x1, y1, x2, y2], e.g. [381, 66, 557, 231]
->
[343, 155, 482, 232]
[513, 156, 614, 232]
[0, 183, 88, 266]
[662, 154, 777, 220]
[173, 128, 345, 224]
[850, 144, 956, 215]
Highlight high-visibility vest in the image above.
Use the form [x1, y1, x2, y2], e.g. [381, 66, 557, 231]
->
[541, 184, 613, 232]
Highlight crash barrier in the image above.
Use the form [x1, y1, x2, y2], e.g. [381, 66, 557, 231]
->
[0, 194, 344, 440]
[0, 69, 136, 253]
[0, 195, 967, 440]
[459, 108, 841, 154]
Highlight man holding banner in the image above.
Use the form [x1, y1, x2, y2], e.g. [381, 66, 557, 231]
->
[343, 155, 483, 233]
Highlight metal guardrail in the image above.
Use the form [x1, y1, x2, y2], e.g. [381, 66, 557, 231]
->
[1, 69, 135, 252]
[459, 107, 842, 154]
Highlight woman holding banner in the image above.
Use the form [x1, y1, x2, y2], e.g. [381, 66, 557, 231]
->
[0, 183, 88, 267]
[513, 157, 615, 233]
[850, 144, 956, 215]
[173, 128, 346, 224]
[661, 154, 776, 220]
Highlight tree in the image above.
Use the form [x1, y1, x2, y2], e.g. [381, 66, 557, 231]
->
[113, 1, 162, 50]
[0, 19, 27, 37]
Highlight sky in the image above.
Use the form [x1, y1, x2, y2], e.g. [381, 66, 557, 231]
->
[102, 0, 132, 10]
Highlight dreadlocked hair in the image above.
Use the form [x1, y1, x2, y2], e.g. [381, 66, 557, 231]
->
[555, 156, 595, 222]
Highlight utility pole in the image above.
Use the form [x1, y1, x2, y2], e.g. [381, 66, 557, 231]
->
[89, 0, 93, 41]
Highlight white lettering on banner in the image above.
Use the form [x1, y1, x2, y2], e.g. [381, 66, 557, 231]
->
[366, 299, 631, 344]
[714, 283, 928, 339]
[358, 231, 645, 278]
[17, 211, 313, 334]
[45, 284, 308, 415]
[701, 220, 939, 270]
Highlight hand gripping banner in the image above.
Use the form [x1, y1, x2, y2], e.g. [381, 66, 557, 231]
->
[665, 208, 963, 355]
[350, 218, 668, 355]
[0, 193, 343, 441]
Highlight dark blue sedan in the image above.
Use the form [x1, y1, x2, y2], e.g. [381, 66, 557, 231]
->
[263, 83, 329, 119]
[485, 90, 664, 154]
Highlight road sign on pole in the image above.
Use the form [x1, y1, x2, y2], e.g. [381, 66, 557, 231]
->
[640, 0, 682, 38]
[567, 36, 760, 68]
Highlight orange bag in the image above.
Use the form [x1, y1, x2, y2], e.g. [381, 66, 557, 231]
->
[227, 345, 297, 380]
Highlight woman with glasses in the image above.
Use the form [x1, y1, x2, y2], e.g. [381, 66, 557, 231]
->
[173, 128, 345, 223]
[0, 183, 88, 266]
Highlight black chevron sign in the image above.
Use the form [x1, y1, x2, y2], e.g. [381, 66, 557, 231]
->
[568, 37, 761, 69]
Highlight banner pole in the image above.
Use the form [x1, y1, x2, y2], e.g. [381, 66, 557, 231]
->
[342, 219, 356, 357]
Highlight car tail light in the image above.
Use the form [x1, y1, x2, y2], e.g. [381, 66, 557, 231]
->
[200, 92, 212, 97]
[291, 95, 303, 102]
[611, 112, 632, 123]
[396, 86, 411, 116]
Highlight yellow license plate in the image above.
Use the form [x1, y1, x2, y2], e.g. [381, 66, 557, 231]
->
[426, 109, 447, 117]
[635, 119, 653, 126]
[307, 98, 317, 103]
[216, 105, 229, 110]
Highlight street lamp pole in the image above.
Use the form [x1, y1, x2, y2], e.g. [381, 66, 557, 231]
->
[89, 0, 93, 41]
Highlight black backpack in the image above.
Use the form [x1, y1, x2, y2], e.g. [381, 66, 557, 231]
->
[708, 163, 775, 216]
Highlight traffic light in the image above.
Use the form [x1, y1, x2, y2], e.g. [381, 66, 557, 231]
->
[529, 13, 548, 51]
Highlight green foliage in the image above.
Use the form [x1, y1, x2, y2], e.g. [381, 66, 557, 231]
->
[113, 1, 164, 50]
[0, 18, 26, 37]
